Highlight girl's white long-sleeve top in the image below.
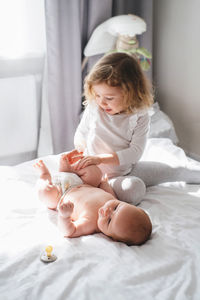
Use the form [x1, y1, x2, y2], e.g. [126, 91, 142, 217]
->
[74, 102, 150, 178]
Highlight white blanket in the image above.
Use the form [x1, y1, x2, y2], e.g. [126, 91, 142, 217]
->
[0, 138, 200, 300]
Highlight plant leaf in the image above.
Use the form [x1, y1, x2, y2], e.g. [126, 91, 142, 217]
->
[108, 49, 118, 54]
[128, 40, 137, 45]
[116, 49, 130, 54]
[129, 48, 137, 54]
[140, 59, 150, 71]
[136, 47, 152, 59]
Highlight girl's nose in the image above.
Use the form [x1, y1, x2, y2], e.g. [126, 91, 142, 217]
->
[99, 98, 107, 106]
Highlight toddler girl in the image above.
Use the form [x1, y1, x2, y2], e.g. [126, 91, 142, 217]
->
[66, 52, 200, 204]
[72, 52, 153, 204]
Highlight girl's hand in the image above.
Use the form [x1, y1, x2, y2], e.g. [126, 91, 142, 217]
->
[73, 156, 101, 170]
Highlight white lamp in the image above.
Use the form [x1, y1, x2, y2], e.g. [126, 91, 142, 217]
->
[82, 14, 151, 71]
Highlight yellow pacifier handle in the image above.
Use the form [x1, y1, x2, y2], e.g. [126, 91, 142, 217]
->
[45, 245, 53, 258]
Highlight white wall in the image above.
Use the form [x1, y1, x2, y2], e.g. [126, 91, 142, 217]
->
[153, 0, 200, 160]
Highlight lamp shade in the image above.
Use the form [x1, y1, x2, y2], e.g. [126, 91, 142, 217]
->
[84, 14, 146, 57]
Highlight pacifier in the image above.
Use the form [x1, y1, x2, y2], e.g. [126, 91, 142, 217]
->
[40, 245, 57, 263]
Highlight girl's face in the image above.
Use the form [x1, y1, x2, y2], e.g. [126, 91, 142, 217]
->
[92, 83, 125, 115]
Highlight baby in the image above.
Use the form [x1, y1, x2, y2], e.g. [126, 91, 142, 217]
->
[34, 155, 152, 246]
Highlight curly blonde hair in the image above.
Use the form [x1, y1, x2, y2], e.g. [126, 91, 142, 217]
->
[84, 52, 154, 114]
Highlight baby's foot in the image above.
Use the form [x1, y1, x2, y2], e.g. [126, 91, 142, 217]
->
[59, 154, 73, 172]
[34, 160, 51, 182]
[58, 201, 74, 218]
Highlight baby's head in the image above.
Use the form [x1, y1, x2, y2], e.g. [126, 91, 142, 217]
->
[84, 52, 153, 113]
[97, 199, 152, 246]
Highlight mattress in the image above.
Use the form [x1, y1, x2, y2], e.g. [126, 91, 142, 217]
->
[0, 138, 200, 300]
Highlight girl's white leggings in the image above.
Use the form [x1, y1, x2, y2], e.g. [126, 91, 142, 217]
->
[109, 161, 200, 205]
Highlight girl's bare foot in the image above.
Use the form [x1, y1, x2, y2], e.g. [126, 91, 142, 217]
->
[59, 154, 73, 172]
[34, 160, 52, 182]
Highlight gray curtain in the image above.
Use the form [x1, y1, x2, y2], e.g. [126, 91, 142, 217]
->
[43, 0, 153, 155]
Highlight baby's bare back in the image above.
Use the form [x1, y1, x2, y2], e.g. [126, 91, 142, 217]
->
[64, 184, 115, 220]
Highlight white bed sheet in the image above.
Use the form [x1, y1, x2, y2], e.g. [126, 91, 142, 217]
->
[0, 138, 200, 300]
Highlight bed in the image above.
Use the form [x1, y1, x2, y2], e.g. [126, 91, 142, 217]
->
[0, 104, 200, 300]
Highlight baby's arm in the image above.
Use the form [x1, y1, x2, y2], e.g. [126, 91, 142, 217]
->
[58, 202, 95, 237]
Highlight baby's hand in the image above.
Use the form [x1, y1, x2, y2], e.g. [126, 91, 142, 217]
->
[58, 201, 74, 218]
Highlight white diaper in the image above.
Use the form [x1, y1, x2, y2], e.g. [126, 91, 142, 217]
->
[52, 172, 83, 194]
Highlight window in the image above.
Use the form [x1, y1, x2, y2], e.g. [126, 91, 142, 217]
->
[0, 0, 46, 58]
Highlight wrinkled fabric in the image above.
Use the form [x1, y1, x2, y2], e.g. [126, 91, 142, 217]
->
[0, 139, 200, 300]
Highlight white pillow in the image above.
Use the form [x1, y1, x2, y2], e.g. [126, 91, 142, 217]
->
[148, 102, 178, 144]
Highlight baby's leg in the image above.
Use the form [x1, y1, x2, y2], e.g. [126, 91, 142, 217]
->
[99, 175, 117, 197]
[130, 161, 200, 186]
[34, 160, 52, 182]
[34, 160, 61, 209]
[60, 154, 102, 187]
[59, 154, 73, 172]
[76, 165, 102, 187]
[109, 176, 146, 205]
